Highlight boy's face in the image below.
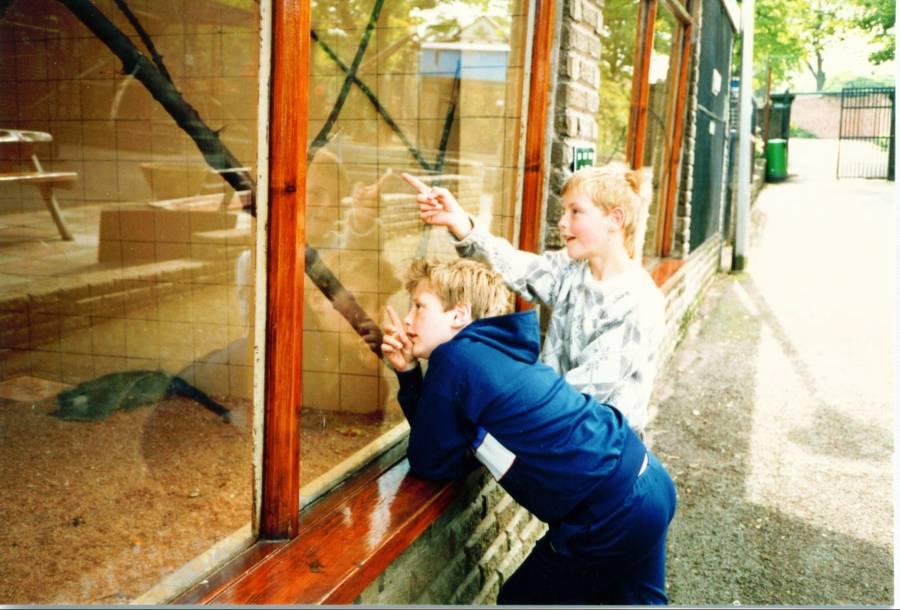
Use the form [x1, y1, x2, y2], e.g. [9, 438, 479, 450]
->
[403, 280, 462, 359]
[557, 189, 622, 261]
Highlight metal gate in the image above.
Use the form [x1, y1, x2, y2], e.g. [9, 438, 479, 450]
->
[837, 87, 895, 180]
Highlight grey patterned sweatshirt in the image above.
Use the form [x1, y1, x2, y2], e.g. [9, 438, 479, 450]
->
[452, 224, 666, 432]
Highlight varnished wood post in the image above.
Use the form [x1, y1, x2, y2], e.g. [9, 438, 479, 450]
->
[518, 0, 555, 254]
[628, 0, 657, 168]
[262, 0, 309, 540]
[516, 0, 555, 311]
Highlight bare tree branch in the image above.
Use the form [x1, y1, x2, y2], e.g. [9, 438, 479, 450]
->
[56, 0, 385, 357]
[308, 0, 386, 160]
[312, 30, 433, 171]
[111, 0, 174, 84]
[57, 0, 255, 204]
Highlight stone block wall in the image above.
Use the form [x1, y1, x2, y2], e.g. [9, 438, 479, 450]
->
[656, 236, 722, 371]
[355, 469, 548, 604]
[545, 0, 605, 251]
[672, 1, 703, 259]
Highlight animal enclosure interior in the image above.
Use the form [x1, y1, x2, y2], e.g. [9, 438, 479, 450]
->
[0, 0, 531, 603]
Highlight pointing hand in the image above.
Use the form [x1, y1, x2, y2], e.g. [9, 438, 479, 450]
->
[400, 172, 473, 240]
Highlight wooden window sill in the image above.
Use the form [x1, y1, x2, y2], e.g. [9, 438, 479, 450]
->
[644, 255, 687, 288]
[173, 439, 464, 605]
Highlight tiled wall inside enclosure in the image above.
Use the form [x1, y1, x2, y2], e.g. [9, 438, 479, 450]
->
[303, 2, 531, 415]
[1, 1, 261, 604]
[0, 0, 260, 400]
[0, 0, 258, 211]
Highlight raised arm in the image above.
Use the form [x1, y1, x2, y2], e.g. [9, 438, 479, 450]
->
[400, 172, 567, 307]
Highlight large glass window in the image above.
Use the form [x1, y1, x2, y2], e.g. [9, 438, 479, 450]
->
[301, 0, 530, 497]
[0, 1, 259, 603]
[597, 0, 640, 165]
[641, 2, 683, 258]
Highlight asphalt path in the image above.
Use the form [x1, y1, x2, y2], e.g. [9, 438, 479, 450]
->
[648, 138, 895, 606]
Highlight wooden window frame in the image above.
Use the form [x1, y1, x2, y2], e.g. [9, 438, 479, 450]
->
[174, 0, 556, 603]
[626, 0, 695, 258]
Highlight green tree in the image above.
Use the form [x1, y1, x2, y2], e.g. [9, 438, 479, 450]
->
[596, 0, 639, 164]
[748, 0, 807, 91]
[803, 0, 857, 91]
[856, 0, 895, 64]
[751, 0, 893, 92]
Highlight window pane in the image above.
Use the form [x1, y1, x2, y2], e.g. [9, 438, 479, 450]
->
[0, 1, 259, 603]
[640, 4, 680, 257]
[302, 0, 530, 498]
[597, 0, 640, 165]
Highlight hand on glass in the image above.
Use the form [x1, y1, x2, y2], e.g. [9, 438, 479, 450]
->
[381, 304, 416, 372]
[400, 172, 473, 240]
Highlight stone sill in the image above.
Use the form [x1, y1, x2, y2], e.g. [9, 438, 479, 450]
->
[172, 256, 687, 605]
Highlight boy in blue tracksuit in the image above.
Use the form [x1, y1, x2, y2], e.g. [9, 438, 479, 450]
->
[381, 258, 677, 605]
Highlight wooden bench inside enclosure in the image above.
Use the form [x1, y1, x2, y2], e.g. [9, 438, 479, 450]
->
[0, 129, 77, 240]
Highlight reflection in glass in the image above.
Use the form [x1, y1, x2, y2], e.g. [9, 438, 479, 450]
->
[596, 0, 640, 165]
[0, 1, 258, 603]
[302, 1, 530, 494]
[641, 5, 679, 257]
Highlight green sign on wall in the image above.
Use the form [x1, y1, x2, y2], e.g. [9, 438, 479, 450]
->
[571, 146, 595, 171]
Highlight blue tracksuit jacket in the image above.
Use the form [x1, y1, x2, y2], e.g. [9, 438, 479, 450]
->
[396, 310, 673, 558]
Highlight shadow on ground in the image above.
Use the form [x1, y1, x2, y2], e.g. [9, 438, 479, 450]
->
[651, 272, 892, 606]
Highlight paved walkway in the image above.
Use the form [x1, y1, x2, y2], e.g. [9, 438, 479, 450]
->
[651, 138, 894, 605]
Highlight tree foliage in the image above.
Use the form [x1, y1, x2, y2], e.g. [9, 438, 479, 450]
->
[748, 0, 807, 91]
[856, 0, 895, 64]
[748, 0, 894, 92]
[596, 0, 640, 163]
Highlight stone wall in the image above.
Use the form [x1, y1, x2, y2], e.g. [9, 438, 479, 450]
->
[657, 235, 722, 371]
[672, 1, 703, 259]
[790, 94, 842, 139]
[545, 0, 604, 250]
[355, 469, 547, 604]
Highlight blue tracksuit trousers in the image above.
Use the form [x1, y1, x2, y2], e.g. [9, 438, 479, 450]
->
[497, 452, 677, 605]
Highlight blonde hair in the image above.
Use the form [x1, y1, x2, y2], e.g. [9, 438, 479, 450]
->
[562, 162, 647, 258]
[404, 258, 512, 320]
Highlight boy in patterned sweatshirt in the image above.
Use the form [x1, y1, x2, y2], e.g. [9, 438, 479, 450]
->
[401, 165, 665, 435]
[381, 258, 676, 605]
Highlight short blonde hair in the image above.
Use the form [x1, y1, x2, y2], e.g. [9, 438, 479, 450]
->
[562, 162, 646, 257]
[404, 258, 512, 320]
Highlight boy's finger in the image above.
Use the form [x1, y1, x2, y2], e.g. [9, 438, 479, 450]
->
[382, 335, 403, 350]
[385, 305, 405, 332]
[401, 172, 431, 195]
[416, 196, 441, 209]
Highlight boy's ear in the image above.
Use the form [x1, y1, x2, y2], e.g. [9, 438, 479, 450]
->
[609, 206, 625, 231]
[451, 302, 473, 328]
